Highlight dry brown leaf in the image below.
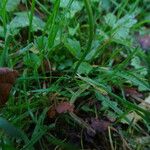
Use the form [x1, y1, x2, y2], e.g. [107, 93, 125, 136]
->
[48, 102, 74, 118]
[139, 94, 150, 110]
[123, 94, 150, 124]
[87, 118, 110, 137]
[56, 102, 74, 114]
[125, 87, 143, 98]
[47, 105, 57, 118]
[0, 68, 18, 106]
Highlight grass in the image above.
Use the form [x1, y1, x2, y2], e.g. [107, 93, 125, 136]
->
[74, 0, 94, 75]
[0, 0, 150, 149]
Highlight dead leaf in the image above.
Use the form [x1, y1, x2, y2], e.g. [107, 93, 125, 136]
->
[48, 102, 74, 118]
[0, 68, 18, 84]
[139, 94, 150, 110]
[125, 87, 143, 98]
[47, 105, 57, 118]
[137, 34, 150, 51]
[123, 94, 150, 124]
[55, 102, 74, 114]
[0, 68, 18, 106]
[135, 136, 150, 145]
[87, 118, 110, 137]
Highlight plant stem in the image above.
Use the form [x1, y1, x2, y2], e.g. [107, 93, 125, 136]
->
[0, 0, 8, 66]
[73, 0, 94, 75]
[28, 0, 36, 42]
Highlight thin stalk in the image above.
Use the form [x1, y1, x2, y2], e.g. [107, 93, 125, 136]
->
[42, 0, 60, 52]
[1, 0, 7, 35]
[28, 0, 36, 42]
[117, 0, 129, 18]
[35, 0, 51, 15]
[74, 0, 94, 75]
[0, 0, 8, 66]
[47, 0, 60, 49]
[132, 20, 150, 29]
